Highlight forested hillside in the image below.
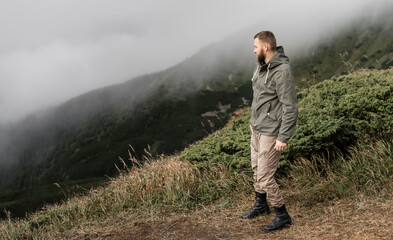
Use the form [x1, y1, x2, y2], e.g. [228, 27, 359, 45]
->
[0, 10, 393, 218]
[0, 27, 254, 218]
[1, 68, 392, 239]
[292, 13, 393, 88]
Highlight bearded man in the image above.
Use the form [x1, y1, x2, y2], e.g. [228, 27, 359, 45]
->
[241, 31, 298, 232]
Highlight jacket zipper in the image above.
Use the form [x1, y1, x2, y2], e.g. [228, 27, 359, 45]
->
[251, 65, 260, 81]
[265, 63, 271, 84]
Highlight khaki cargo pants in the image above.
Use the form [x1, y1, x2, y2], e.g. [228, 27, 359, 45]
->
[251, 132, 284, 207]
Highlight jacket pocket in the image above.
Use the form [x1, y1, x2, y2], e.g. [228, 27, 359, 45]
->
[267, 111, 277, 121]
[254, 102, 271, 127]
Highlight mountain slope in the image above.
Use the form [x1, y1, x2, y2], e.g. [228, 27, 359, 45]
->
[0, 69, 392, 239]
[0, 27, 256, 217]
[292, 11, 393, 88]
[1, 11, 393, 218]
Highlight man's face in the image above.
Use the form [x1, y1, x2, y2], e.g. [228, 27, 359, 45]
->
[254, 38, 266, 63]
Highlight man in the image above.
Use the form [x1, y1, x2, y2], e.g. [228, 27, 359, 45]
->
[241, 31, 298, 232]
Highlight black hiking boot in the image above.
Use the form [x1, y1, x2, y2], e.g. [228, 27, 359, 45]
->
[263, 204, 292, 232]
[241, 192, 270, 219]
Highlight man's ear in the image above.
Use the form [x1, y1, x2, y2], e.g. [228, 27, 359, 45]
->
[264, 43, 269, 51]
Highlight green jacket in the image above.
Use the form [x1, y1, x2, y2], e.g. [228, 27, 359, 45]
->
[250, 46, 298, 143]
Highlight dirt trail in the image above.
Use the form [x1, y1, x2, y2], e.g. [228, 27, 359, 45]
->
[64, 194, 393, 240]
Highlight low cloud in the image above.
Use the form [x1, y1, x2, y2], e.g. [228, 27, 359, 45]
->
[0, 0, 389, 123]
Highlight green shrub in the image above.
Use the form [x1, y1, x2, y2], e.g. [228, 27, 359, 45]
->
[181, 109, 253, 170]
[181, 69, 393, 168]
[288, 68, 393, 160]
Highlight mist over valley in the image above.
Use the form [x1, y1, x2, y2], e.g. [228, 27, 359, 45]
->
[0, 0, 392, 218]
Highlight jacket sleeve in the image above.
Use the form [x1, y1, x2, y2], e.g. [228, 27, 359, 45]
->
[275, 65, 298, 143]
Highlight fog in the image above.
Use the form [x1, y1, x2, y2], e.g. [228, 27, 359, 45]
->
[0, 0, 389, 124]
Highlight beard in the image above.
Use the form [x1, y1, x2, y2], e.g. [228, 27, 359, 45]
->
[257, 49, 266, 64]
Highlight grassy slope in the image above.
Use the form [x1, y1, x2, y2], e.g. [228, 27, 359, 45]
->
[1, 69, 392, 239]
[1, 129, 391, 239]
[0, 34, 253, 218]
[61, 196, 393, 240]
[2, 12, 393, 219]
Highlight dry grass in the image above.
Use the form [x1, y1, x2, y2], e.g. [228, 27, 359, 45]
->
[1, 139, 392, 239]
[281, 139, 393, 206]
[52, 192, 393, 240]
[0, 153, 251, 240]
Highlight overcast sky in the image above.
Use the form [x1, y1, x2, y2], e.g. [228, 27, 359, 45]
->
[0, 0, 389, 124]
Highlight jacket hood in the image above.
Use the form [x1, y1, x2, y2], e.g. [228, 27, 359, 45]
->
[257, 46, 289, 68]
[252, 46, 290, 83]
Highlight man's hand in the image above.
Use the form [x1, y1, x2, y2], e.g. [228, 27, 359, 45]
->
[250, 125, 253, 133]
[274, 140, 287, 151]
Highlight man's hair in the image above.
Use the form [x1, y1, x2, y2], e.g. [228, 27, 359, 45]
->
[254, 31, 276, 51]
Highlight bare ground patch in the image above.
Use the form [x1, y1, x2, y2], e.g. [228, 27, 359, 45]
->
[61, 193, 393, 240]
